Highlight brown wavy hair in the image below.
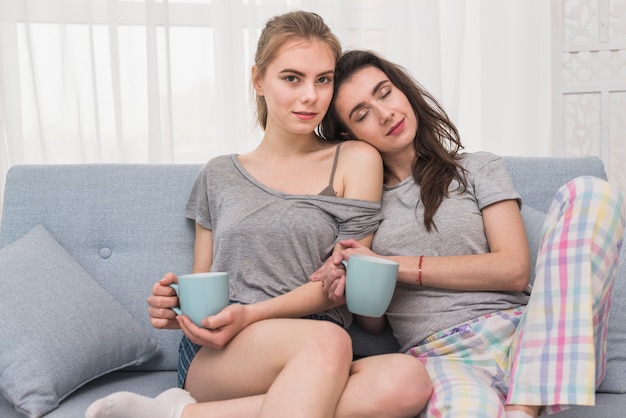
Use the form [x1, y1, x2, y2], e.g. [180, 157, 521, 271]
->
[319, 50, 467, 232]
[252, 11, 342, 130]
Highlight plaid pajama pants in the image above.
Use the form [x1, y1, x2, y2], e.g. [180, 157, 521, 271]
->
[408, 176, 625, 417]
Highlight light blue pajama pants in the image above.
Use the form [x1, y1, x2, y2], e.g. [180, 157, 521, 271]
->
[408, 176, 625, 417]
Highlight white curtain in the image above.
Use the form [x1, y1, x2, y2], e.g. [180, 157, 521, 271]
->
[0, 0, 551, 220]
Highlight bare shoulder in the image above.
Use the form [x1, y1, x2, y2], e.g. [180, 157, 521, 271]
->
[337, 140, 383, 168]
[336, 140, 383, 201]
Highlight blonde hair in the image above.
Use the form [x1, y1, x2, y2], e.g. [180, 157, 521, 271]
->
[253, 11, 341, 130]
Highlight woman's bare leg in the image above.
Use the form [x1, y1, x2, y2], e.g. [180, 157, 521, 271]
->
[335, 353, 432, 418]
[504, 405, 540, 417]
[182, 353, 432, 418]
[88, 322, 431, 418]
[181, 395, 264, 417]
[184, 318, 352, 417]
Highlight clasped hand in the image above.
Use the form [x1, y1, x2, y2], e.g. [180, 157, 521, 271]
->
[147, 272, 249, 349]
[310, 239, 375, 302]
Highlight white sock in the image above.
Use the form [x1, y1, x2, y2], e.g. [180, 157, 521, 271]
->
[506, 411, 534, 418]
[85, 388, 196, 418]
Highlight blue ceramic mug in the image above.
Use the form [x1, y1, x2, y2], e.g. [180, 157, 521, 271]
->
[342, 255, 398, 317]
[169, 272, 229, 327]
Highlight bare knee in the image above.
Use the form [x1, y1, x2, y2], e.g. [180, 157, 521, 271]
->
[301, 321, 353, 370]
[380, 355, 432, 417]
[256, 319, 353, 380]
[352, 354, 432, 418]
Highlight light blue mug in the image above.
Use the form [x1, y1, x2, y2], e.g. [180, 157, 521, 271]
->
[169, 272, 229, 327]
[342, 254, 399, 317]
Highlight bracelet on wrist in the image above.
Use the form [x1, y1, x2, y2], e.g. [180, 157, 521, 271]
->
[417, 255, 424, 286]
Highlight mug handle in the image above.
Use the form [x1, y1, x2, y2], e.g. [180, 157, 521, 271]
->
[168, 283, 182, 316]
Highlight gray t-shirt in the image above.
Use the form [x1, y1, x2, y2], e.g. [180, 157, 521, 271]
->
[186, 154, 383, 327]
[372, 151, 529, 352]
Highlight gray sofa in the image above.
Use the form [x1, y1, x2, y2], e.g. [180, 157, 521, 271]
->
[0, 156, 624, 417]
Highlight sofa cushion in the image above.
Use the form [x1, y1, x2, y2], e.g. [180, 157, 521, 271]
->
[598, 242, 626, 393]
[520, 204, 546, 287]
[0, 225, 159, 418]
[0, 371, 179, 418]
[0, 164, 199, 372]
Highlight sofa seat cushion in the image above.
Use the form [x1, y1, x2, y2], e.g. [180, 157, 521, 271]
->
[0, 371, 177, 418]
[551, 392, 626, 416]
[0, 225, 159, 418]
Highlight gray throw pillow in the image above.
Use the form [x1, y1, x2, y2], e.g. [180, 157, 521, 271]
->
[0, 225, 159, 417]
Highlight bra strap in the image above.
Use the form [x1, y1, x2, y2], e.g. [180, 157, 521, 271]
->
[327, 142, 343, 189]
